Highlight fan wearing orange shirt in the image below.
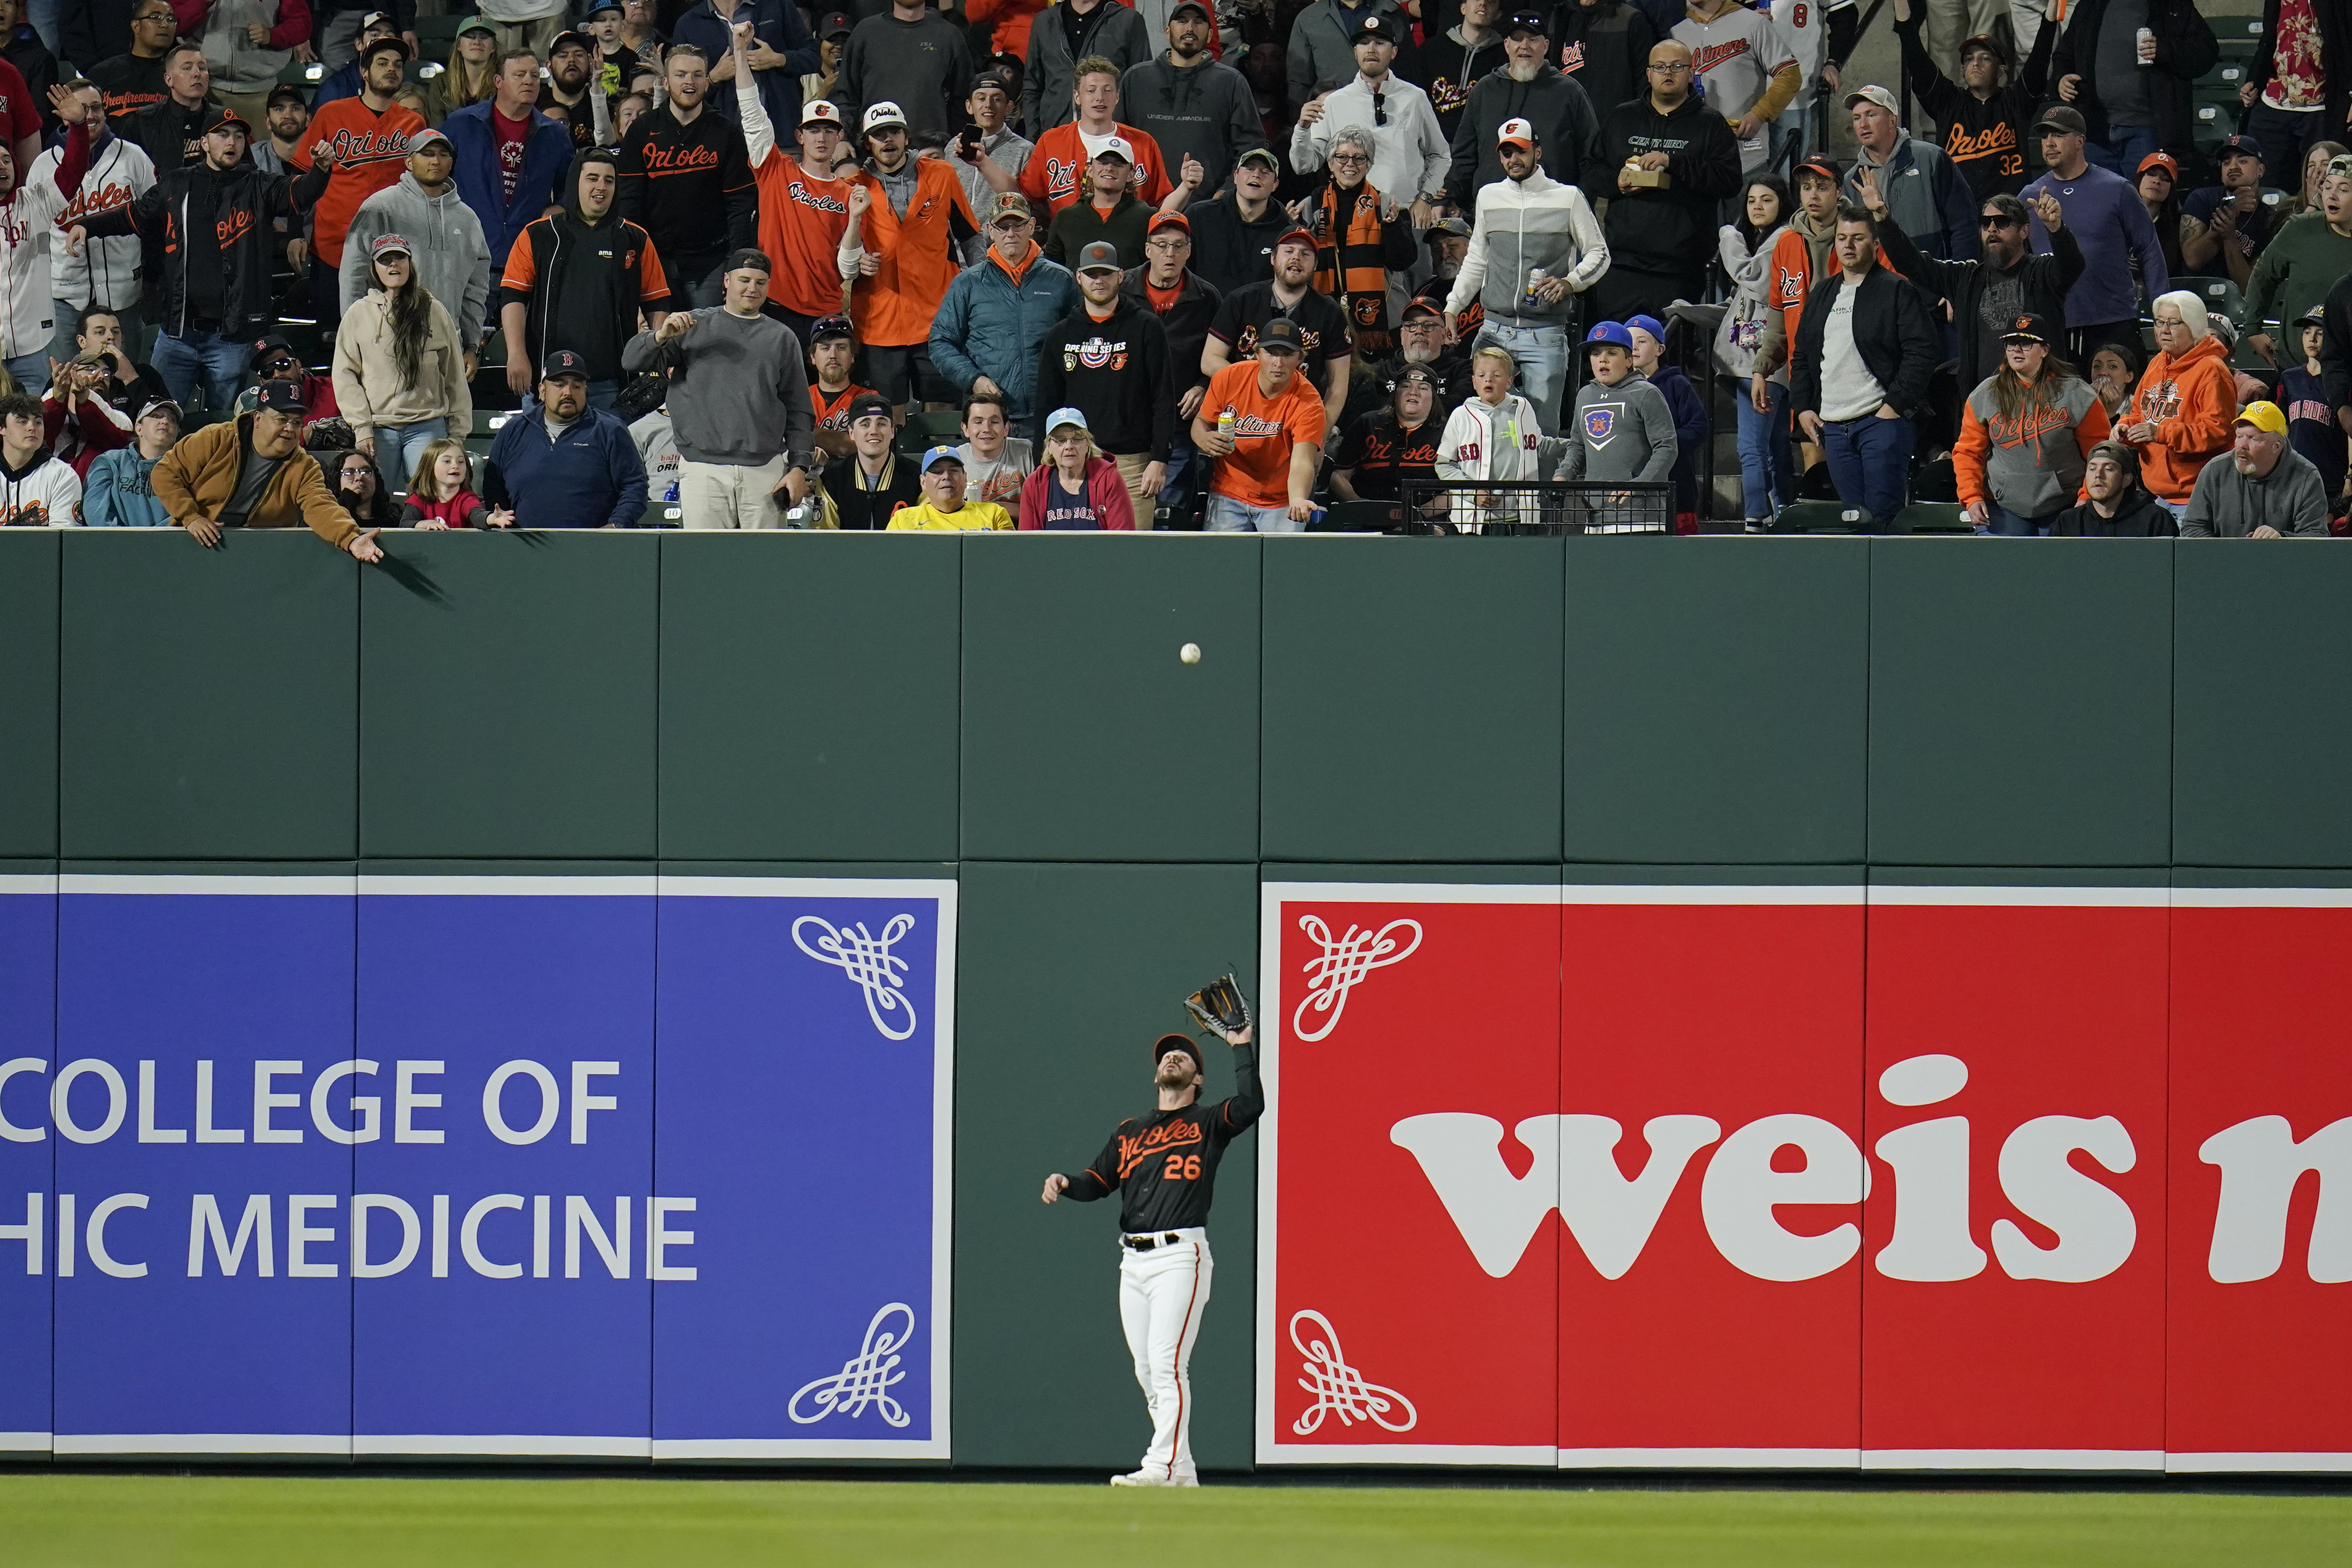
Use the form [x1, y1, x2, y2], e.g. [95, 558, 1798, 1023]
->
[727, 19, 852, 350]
[1192, 316, 1326, 532]
[837, 100, 980, 418]
[293, 35, 427, 330]
[1018, 55, 1202, 220]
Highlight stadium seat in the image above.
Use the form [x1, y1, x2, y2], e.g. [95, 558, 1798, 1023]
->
[472, 409, 517, 439]
[1770, 500, 1869, 533]
[1891, 502, 1972, 535]
[906, 409, 964, 447]
[2174, 274, 2247, 325]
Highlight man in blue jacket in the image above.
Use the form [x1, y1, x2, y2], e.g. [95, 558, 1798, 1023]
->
[444, 49, 575, 276]
[484, 351, 651, 527]
[929, 192, 1079, 425]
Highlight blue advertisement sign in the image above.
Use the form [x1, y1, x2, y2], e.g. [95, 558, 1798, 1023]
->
[3, 873, 954, 1461]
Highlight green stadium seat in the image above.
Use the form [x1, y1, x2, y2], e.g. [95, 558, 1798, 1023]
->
[276, 59, 312, 90]
[2173, 273, 2247, 324]
[1892, 502, 1973, 535]
[472, 408, 518, 438]
[905, 409, 964, 446]
[1318, 500, 1400, 533]
[1770, 500, 1869, 533]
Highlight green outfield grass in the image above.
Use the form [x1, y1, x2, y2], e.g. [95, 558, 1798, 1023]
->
[2, 1474, 2347, 1567]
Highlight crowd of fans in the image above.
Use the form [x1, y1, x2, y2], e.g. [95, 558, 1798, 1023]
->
[0, 0, 2340, 549]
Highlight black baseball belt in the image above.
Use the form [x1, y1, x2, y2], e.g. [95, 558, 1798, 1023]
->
[1122, 1232, 1186, 1251]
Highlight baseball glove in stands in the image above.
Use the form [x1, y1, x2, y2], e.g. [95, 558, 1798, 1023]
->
[1183, 973, 1254, 1037]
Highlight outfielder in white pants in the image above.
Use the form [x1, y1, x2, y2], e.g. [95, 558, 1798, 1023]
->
[1118, 1228, 1212, 1483]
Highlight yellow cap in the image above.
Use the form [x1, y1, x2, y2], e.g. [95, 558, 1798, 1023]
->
[2234, 400, 2287, 435]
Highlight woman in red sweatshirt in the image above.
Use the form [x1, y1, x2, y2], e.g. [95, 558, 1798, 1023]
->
[1016, 407, 1136, 529]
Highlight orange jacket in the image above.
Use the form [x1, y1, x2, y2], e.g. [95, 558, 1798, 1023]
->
[2122, 334, 2234, 503]
[966, 0, 1049, 59]
[847, 159, 980, 347]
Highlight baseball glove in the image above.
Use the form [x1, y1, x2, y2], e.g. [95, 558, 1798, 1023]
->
[1184, 973, 1254, 1038]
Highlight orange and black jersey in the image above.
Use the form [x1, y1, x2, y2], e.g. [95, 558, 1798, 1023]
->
[1065, 1044, 1263, 1233]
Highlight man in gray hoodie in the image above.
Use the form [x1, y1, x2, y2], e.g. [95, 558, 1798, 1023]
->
[1121, 2, 1263, 200]
[1287, 0, 1414, 114]
[2180, 402, 2333, 537]
[337, 129, 495, 353]
[621, 247, 815, 529]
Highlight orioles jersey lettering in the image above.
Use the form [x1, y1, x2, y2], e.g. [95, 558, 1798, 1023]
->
[1063, 1045, 1265, 1233]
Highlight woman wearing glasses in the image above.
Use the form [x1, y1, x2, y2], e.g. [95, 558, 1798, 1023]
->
[1292, 127, 1419, 359]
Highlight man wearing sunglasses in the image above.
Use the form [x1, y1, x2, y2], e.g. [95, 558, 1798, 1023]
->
[1862, 176, 2081, 402]
[1292, 13, 1446, 235]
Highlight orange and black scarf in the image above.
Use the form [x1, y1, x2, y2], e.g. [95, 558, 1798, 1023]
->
[1309, 178, 1398, 358]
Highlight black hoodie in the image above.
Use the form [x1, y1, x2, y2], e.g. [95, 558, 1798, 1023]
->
[1188, 187, 1291, 299]
[2053, 487, 2174, 537]
[1446, 64, 1601, 208]
[615, 100, 757, 279]
[1578, 89, 1743, 280]
[1030, 294, 1175, 460]
[1419, 27, 1508, 143]
[506, 149, 673, 382]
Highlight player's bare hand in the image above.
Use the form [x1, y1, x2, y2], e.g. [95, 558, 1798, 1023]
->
[1040, 1172, 1070, 1204]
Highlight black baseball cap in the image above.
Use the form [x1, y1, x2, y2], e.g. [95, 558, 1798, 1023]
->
[2219, 133, 2264, 162]
[580, 0, 624, 17]
[970, 70, 1013, 96]
[357, 32, 411, 64]
[541, 349, 591, 380]
[251, 332, 297, 366]
[820, 10, 853, 37]
[254, 380, 307, 413]
[1258, 317, 1304, 353]
[1350, 11, 1399, 42]
[725, 247, 771, 274]
[1503, 10, 1546, 36]
[810, 314, 854, 342]
[1153, 1033, 1198, 1065]
[1998, 311, 2057, 345]
[265, 83, 306, 107]
[1400, 296, 1444, 322]
[847, 392, 894, 424]
[547, 29, 593, 58]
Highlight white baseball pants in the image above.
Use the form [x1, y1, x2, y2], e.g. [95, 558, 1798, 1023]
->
[1117, 1227, 1212, 1482]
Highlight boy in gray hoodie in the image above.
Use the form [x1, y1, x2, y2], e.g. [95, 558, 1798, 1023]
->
[1556, 319, 1676, 530]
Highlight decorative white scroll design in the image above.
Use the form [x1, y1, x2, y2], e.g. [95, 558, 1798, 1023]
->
[788, 1302, 916, 1427]
[1291, 915, 1422, 1042]
[1288, 1308, 1418, 1435]
[792, 913, 919, 1040]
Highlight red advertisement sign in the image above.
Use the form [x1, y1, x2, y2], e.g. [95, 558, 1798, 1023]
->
[1256, 882, 2352, 1472]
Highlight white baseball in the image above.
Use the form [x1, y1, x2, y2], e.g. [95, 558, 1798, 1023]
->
[1179, 642, 1202, 665]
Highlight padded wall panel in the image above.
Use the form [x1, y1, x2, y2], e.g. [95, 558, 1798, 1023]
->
[60, 532, 356, 860]
[953, 861, 1256, 1469]
[659, 535, 960, 862]
[2173, 547, 2352, 868]
[0, 532, 58, 857]
[1563, 537, 1867, 864]
[0, 866, 53, 1454]
[360, 532, 656, 858]
[960, 536, 1260, 862]
[1262, 537, 1563, 862]
[1868, 541, 2171, 867]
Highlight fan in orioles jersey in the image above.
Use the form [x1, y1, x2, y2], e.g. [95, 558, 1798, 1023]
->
[729, 20, 852, 351]
[1041, 1016, 1261, 1488]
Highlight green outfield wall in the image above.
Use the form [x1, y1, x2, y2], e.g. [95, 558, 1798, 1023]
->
[4, 527, 2348, 1472]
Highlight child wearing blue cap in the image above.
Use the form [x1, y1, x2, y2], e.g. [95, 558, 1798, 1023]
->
[1555, 321, 1678, 528]
[1625, 314, 1707, 532]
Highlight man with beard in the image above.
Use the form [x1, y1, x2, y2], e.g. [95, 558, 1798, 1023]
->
[338, 129, 494, 355]
[2053, 439, 2172, 534]
[1201, 227, 1353, 430]
[1448, 117, 1606, 436]
[500, 148, 674, 407]
[296, 35, 428, 331]
[538, 29, 610, 154]
[1892, 0, 2059, 201]
[2180, 400, 2332, 536]
[619, 43, 757, 310]
[1864, 182, 2082, 408]
[1449, 12, 1599, 207]
[1342, 296, 1470, 431]
[483, 350, 652, 528]
[1121, 2, 1260, 204]
[1033, 239, 1175, 527]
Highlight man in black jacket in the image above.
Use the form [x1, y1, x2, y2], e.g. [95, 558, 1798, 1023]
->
[2051, 0, 2217, 178]
[1550, 0, 1656, 123]
[123, 41, 229, 173]
[1867, 184, 2083, 402]
[1123, 209, 1220, 526]
[1447, 13, 1598, 208]
[500, 148, 675, 407]
[1578, 38, 1741, 325]
[617, 42, 758, 310]
[1188, 145, 1287, 297]
[70, 113, 332, 413]
[1034, 238, 1175, 527]
[1790, 204, 1940, 529]
[1120, 2, 1262, 203]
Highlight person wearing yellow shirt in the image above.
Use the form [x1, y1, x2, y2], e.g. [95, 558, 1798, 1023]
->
[886, 445, 1018, 530]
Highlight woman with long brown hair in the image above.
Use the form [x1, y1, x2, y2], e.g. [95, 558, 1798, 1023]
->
[330, 234, 473, 487]
[1953, 312, 2112, 536]
[424, 17, 503, 124]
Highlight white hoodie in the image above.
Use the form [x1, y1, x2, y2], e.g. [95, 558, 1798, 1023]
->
[0, 450, 84, 526]
[1435, 390, 1560, 527]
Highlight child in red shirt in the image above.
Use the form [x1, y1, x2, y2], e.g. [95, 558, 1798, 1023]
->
[398, 438, 512, 529]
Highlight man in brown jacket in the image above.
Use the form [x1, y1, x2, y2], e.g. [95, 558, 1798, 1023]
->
[153, 383, 385, 560]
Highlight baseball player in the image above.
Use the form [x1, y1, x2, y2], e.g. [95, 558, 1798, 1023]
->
[1040, 999, 1262, 1487]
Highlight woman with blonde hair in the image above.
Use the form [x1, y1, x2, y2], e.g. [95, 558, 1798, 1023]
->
[332, 234, 473, 487]
[1016, 407, 1135, 530]
[399, 437, 512, 530]
[1953, 313, 2111, 535]
[425, 17, 503, 124]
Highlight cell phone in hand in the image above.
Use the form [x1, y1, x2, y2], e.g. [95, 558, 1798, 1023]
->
[955, 123, 982, 160]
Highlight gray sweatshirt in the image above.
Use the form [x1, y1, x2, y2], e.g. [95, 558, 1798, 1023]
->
[622, 309, 814, 470]
[1555, 370, 1676, 483]
[2180, 447, 2333, 537]
[338, 173, 497, 347]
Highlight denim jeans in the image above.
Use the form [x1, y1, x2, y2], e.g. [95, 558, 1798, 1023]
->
[1820, 411, 1914, 528]
[2085, 124, 2161, 177]
[2, 351, 46, 396]
[151, 330, 252, 412]
[1158, 430, 1201, 528]
[26, 0, 58, 51]
[1205, 492, 1301, 533]
[372, 418, 450, 490]
[1982, 501, 2055, 536]
[1472, 318, 1569, 437]
[1735, 378, 1794, 521]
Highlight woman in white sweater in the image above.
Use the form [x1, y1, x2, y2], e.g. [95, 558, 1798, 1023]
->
[331, 233, 474, 487]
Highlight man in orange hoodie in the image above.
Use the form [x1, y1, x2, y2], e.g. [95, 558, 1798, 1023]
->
[2119, 287, 2236, 522]
[838, 99, 980, 416]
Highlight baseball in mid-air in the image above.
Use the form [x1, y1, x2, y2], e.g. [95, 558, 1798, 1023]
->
[1179, 642, 1202, 665]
